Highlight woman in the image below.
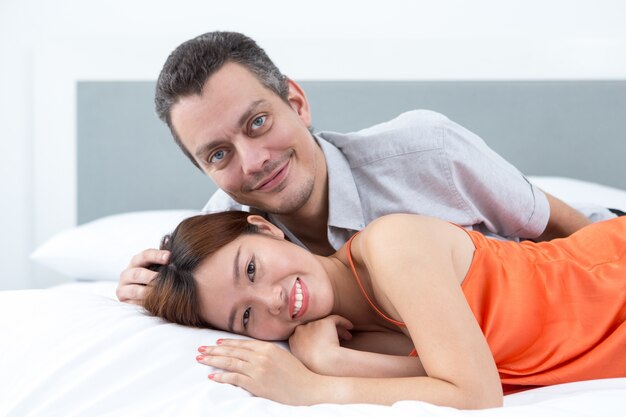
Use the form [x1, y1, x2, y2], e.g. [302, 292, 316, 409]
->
[143, 211, 626, 409]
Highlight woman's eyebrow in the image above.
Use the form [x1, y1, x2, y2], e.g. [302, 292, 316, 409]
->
[227, 245, 242, 333]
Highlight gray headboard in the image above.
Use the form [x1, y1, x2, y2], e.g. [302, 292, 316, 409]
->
[77, 80, 626, 224]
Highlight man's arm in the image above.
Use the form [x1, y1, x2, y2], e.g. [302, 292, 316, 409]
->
[436, 114, 585, 240]
[535, 191, 592, 241]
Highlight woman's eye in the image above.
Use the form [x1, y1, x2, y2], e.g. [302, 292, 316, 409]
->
[209, 150, 226, 163]
[250, 115, 266, 130]
[246, 259, 256, 281]
[243, 307, 251, 328]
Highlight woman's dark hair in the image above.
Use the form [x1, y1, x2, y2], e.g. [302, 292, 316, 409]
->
[143, 211, 259, 328]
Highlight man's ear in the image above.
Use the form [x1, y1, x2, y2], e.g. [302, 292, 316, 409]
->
[286, 78, 311, 127]
[246, 215, 285, 239]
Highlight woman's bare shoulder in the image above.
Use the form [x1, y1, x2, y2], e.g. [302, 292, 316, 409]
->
[360, 214, 457, 249]
[356, 214, 472, 274]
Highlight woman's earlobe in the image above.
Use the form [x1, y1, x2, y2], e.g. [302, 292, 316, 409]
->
[246, 215, 285, 239]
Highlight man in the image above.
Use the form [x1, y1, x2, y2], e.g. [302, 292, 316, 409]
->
[117, 31, 613, 303]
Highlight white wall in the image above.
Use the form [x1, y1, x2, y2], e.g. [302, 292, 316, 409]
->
[1, 0, 625, 289]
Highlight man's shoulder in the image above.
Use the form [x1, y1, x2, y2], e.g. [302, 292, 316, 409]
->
[202, 189, 250, 213]
[317, 110, 449, 166]
[362, 109, 447, 134]
[321, 109, 447, 140]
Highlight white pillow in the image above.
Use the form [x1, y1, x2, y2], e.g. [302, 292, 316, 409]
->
[30, 210, 200, 281]
[528, 176, 626, 211]
[29, 177, 626, 282]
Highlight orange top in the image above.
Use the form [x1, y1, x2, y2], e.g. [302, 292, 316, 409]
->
[346, 216, 626, 389]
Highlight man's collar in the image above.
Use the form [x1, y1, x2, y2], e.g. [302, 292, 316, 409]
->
[315, 134, 365, 232]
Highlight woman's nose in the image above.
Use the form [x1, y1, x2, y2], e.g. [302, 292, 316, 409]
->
[263, 285, 284, 316]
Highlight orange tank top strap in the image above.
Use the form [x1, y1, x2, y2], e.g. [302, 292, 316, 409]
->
[346, 232, 418, 357]
[346, 232, 406, 327]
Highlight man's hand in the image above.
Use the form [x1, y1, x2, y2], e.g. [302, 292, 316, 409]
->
[116, 248, 170, 304]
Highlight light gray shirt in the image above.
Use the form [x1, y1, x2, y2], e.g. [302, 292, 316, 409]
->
[203, 110, 596, 250]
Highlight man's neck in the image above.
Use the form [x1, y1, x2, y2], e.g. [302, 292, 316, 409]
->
[275, 141, 334, 255]
[277, 210, 334, 255]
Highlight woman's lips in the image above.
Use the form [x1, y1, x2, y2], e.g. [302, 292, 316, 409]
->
[290, 277, 308, 319]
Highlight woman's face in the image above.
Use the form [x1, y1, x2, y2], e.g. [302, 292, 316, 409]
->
[194, 231, 335, 341]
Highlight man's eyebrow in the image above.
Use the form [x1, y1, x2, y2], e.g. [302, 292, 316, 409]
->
[227, 245, 242, 333]
[237, 99, 266, 127]
[194, 99, 268, 161]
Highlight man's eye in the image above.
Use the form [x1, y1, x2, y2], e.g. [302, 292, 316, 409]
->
[246, 259, 256, 281]
[250, 115, 266, 130]
[209, 150, 226, 163]
[243, 307, 251, 328]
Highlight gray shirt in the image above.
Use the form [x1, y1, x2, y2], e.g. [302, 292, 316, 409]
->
[204, 110, 561, 250]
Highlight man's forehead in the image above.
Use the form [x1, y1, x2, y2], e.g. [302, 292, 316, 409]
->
[203, 61, 267, 93]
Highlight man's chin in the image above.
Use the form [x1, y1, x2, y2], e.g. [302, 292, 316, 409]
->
[247, 199, 305, 216]
[232, 181, 313, 215]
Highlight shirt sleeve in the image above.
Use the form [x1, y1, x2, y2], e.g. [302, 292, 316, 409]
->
[441, 115, 550, 239]
[202, 189, 250, 214]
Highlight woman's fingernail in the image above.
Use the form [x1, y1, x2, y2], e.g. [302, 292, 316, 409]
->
[198, 346, 206, 353]
[196, 355, 204, 362]
[208, 374, 215, 380]
[216, 339, 223, 345]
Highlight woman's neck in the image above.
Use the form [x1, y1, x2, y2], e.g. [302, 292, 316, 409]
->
[317, 247, 401, 333]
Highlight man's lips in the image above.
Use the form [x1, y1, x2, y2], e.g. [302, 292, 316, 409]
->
[254, 161, 289, 191]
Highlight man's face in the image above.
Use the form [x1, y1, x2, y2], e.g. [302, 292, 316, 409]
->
[170, 62, 320, 215]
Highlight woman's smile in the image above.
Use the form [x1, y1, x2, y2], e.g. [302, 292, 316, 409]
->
[290, 277, 309, 319]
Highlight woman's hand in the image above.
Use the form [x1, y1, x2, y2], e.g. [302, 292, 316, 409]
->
[196, 339, 322, 405]
[288, 315, 353, 375]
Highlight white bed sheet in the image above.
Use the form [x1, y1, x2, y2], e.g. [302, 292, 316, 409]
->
[1, 281, 626, 417]
[3, 176, 626, 417]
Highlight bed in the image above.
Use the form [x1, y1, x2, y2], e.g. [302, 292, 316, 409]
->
[5, 80, 626, 416]
[5, 186, 626, 417]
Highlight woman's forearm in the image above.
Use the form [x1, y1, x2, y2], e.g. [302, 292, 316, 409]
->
[198, 339, 502, 409]
[321, 346, 425, 378]
[309, 373, 502, 409]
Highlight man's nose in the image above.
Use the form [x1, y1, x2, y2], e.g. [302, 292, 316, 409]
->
[239, 141, 270, 175]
